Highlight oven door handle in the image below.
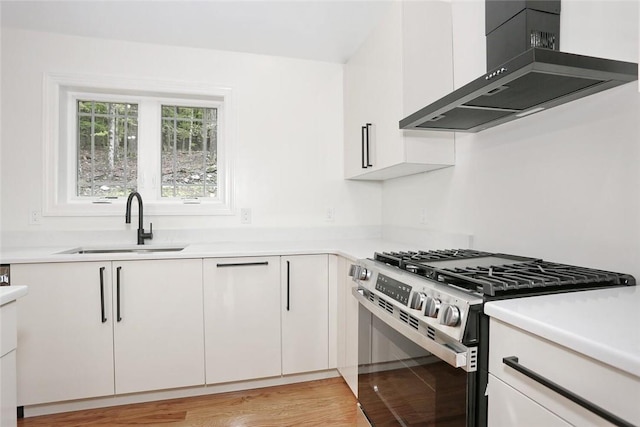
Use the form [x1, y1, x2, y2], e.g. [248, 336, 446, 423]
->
[352, 287, 476, 372]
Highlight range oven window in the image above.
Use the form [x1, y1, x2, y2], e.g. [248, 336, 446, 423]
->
[359, 310, 472, 426]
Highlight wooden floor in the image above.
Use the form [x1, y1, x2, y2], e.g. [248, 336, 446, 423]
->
[17, 378, 364, 427]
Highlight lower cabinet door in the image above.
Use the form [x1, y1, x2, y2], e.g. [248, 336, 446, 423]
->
[203, 257, 281, 384]
[336, 256, 358, 397]
[281, 255, 329, 375]
[488, 374, 571, 427]
[113, 259, 205, 394]
[13, 262, 115, 405]
[343, 261, 360, 397]
[1, 351, 17, 426]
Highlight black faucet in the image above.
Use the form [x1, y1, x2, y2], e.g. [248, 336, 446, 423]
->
[125, 192, 153, 245]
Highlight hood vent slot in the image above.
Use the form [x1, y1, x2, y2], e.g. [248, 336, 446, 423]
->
[486, 0, 561, 70]
[530, 30, 557, 51]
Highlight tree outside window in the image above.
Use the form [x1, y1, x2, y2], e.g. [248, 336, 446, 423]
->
[76, 101, 219, 200]
[77, 100, 138, 197]
[161, 105, 218, 198]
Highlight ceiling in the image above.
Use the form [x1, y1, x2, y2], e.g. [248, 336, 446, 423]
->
[0, 0, 392, 63]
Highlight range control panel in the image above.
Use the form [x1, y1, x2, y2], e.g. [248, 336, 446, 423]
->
[375, 274, 412, 306]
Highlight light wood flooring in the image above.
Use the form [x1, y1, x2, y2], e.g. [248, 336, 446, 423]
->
[17, 378, 365, 427]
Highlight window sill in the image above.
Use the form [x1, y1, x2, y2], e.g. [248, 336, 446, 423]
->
[43, 200, 235, 217]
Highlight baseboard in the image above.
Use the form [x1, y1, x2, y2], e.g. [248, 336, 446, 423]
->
[22, 369, 340, 418]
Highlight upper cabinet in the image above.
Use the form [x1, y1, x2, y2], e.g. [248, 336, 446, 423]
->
[344, 1, 456, 180]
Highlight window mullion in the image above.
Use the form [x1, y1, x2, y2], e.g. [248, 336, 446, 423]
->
[172, 108, 178, 198]
[90, 102, 96, 197]
[202, 111, 208, 196]
[124, 105, 129, 192]
[137, 100, 160, 201]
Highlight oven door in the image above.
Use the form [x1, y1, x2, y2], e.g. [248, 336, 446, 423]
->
[356, 293, 476, 426]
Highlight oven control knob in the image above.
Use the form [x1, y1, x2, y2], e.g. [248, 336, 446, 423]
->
[440, 305, 461, 327]
[409, 292, 426, 310]
[349, 265, 371, 281]
[348, 265, 371, 281]
[424, 297, 441, 318]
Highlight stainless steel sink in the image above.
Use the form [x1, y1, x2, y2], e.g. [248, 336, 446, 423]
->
[59, 246, 186, 255]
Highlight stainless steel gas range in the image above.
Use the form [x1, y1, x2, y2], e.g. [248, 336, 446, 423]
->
[349, 249, 635, 427]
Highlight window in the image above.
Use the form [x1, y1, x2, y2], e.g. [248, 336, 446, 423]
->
[43, 73, 234, 216]
[160, 105, 218, 198]
[76, 100, 138, 198]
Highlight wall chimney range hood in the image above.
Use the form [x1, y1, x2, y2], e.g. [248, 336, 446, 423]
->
[399, 0, 638, 133]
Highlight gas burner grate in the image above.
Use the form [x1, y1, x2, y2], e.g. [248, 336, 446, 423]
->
[374, 249, 492, 269]
[438, 261, 635, 296]
[372, 248, 635, 297]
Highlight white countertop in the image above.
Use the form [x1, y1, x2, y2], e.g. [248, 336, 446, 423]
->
[0, 285, 28, 306]
[485, 286, 640, 378]
[0, 238, 427, 264]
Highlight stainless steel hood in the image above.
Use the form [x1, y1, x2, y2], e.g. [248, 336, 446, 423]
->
[400, 2, 638, 133]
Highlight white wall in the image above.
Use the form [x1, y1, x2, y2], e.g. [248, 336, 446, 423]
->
[0, 29, 382, 244]
[383, 0, 640, 279]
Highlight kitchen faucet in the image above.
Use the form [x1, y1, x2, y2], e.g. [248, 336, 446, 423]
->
[125, 191, 153, 245]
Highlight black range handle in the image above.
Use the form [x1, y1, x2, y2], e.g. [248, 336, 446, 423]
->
[216, 262, 269, 268]
[99, 267, 107, 323]
[502, 356, 634, 427]
[116, 266, 122, 322]
[365, 123, 372, 167]
[286, 260, 290, 311]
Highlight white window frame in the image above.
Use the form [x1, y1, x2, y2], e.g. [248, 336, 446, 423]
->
[43, 72, 235, 216]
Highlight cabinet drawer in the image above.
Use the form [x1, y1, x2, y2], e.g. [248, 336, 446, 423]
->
[489, 318, 640, 426]
[488, 373, 571, 427]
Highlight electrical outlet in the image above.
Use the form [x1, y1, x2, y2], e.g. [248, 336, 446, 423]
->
[240, 208, 252, 224]
[29, 210, 42, 225]
[325, 207, 335, 222]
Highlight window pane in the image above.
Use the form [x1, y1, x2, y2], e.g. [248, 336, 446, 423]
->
[77, 100, 138, 197]
[161, 105, 218, 198]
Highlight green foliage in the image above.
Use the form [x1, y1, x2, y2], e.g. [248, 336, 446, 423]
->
[161, 105, 218, 154]
[77, 101, 138, 151]
[76, 100, 218, 198]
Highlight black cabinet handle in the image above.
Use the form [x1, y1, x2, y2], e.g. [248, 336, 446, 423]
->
[116, 266, 122, 322]
[361, 126, 367, 169]
[502, 356, 634, 427]
[286, 261, 290, 311]
[216, 262, 269, 268]
[365, 123, 372, 167]
[99, 267, 107, 323]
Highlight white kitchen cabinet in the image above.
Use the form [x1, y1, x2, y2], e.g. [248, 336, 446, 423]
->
[488, 318, 640, 426]
[202, 257, 281, 384]
[281, 255, 329, 375]
[0, 351, 17, 427]
[12, 262, 115, 405]
[327, 255, 338, 371]
[336, 258, 347, 376]
[1, 288, 27, 427]
[13, 259, 205, 404]
[336, 256, 358, 397]
[344, 1, 455, 181]
[487, 373, 571, 427]
[112, 259, 204, 394]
